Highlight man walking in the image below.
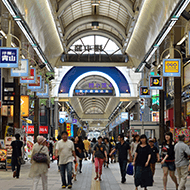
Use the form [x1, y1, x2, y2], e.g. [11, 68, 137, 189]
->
[174, 134, 190, 190]
[83, 137, 91, 160]
[11, 133, 23, 179]
[55, 131, 76, 189]
[110, 134, 132, 183]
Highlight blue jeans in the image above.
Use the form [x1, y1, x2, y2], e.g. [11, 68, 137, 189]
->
[60, 162, 73, 186]
[119, 160, 128, 181]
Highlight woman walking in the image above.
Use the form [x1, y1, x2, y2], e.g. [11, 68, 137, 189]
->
[133, 134, 153, 190]
[75, 136, 85, 173]
[29, 136, 50, 190]
[131, 134, 140, 158]
[92, 136, 108, 181]
[161, 132, 178, 190]
[104, 138, 112, 168]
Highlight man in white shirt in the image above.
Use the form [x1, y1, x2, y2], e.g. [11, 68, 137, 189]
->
[55, 131, 76, 189]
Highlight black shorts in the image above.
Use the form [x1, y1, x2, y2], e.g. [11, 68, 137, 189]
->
[161, 162, 176, 171]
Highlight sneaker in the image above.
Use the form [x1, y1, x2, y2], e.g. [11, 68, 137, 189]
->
[68, 185, 72, 189]
[13, 171, 16, 178]
[62, 185, 66, 188]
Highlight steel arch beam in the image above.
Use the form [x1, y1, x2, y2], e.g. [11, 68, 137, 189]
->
[64, 15, 126, 41]
[67, 29, 123, 50]
[81, 97, 108, 106]
[82, 100, 107, 110]
[84, 105, 105, 113]
[57, 0, 134, 18]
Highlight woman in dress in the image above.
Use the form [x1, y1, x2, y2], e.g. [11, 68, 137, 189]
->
[74, 136, 85, 173]
[29, 136, 50, 190]
[133, 134, 153, 190]
[161, 132, 178, 190]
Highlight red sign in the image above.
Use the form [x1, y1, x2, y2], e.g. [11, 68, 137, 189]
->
[66, 123, 71, 136]
[21, 68, 35, 81]
[23, 125, 48, 134]
[29, 76, 41, 87]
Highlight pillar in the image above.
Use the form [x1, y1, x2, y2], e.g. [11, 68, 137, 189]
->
[34, 92, 39, 143]
[54, 99, 59, 134]
[159, 89, 165, 144]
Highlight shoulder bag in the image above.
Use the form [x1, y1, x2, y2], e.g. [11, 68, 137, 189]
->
[33, 146, 48, 163]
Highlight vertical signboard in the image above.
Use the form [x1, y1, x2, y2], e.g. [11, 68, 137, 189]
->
[0, 69, 1, 108]
[66, 123, 71, 137]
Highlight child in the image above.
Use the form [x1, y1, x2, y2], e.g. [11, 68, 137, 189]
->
[149, 139, 160, 180]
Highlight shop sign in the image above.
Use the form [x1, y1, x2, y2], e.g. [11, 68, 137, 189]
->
[21, 95, 29, 117]
[139, 86, 151, 98]
[75, 89, 113, 96]
[163, 59, 181, 77]
[26, 136, 34, 158]
[0, 69, 1, 108]
[20, 67, 36, 84]
[184, 63, 190, 86]
[152, 111, 159, 122]
[66, 123, 71, 137]
[0, 149, 7, 161]
[149, 75, 163, 90]
[55, 130, 58, 139]
[37, 84, 49, 98]
[0, 47, 19, 68]
[27, 75, 42, 90]
[24, 125, 48, 134]
[59, 111, 68, 119]
[72, 119, 77, 124]
[59, 118, 64, 124]
[121, 112, 129, 120]
[187, 101, 190, 115]
[11, 59, 29, 77]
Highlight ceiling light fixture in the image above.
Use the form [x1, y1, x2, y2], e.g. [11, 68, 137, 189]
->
[91, 22, 99, 30]
[91, 0, 100, 6]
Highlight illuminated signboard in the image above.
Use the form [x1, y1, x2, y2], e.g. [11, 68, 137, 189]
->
[163, 59, 181, 77]
[24, 125, 48, 134]
[11, 59, 29, 77]
[21, 95, 29, 117]
[20, 68, 36, 84]
[149, 75, 163, 90]
[0, 47, 19, 68]
[66, 123, 71, 137]
[27, 75, 42, 90]
[139, 86, 151, 98]
[75, 89, 113, 96]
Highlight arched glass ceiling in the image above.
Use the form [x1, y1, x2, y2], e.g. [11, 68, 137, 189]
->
[69, 35, 122, 55]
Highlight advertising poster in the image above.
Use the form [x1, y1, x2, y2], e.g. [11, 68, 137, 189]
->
[26, 136, 34, 158]
[0, 149, 7, 161]
[6, 156, 12, 169]
[0, 139, 5, 148]
[5, 137, 15, 157]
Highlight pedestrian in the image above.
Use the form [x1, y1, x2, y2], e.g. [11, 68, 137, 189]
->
[131, 134, 140, 158]
[174, 134, 190, 190]
[153, 137, 159, 151]
[92, 136, 108, 181]
[110, 134, 132, 183]
[83, 137, 91, 160]
[11, 133, 23, 179]
[133, 134, 153, 190]
[55, 131, 77, 189]
[29, 136, 50, 190]
[149, 139, 160, 181]
[104, 137, 112, 168]
[53, 135, 61, 172]
[110, 139, 116, 163]
[49, 137, 54, 162]
[90, 138, 97, 160]
[75, 136, 85, 173]
[161, 132, 178, 190]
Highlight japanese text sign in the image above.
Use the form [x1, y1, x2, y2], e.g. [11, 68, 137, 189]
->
[149, 75, 163, 90]
[11, 59, 29, 77]
[0, 47, 19, 68]
[66, 123, 71, 137]
[163, 59, 181, 77]
[27, 75, 42, 90]
[139, 86, 151, 98]
[20, 68, 36, 83]
[21, 95, 29, 117]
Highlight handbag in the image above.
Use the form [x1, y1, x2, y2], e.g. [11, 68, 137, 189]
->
[33, 146, 48, 163]
[126, 162, 134, 175]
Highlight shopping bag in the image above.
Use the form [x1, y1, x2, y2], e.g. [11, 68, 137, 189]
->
[126, 162, 134, 175]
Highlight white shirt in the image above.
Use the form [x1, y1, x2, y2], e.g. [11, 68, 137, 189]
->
[56, 139, 75, 165]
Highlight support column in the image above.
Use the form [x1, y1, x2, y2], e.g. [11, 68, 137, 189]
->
[159, 89, 165, 144]
[13, 78, 20, 129]
[174, 78, 181, 128]
[34, 92, 39, 143]
[54, 99, 59, 134]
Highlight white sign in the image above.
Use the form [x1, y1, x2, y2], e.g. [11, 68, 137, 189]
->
[11, 59, 29, 77]
[121, 112, 129, 120]
[59, 111, 68, 119]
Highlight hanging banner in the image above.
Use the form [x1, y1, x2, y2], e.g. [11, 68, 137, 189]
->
[149, 75, 163, 90]
[37, 84, 49, 98]
[20, 67, 36, 84]
[21, 95, 29, 117]
[139, 86, 151, 98]
[66, 123, 71, 137]
[0, 47, 19, 68]
[163, 59, 181, 77]
[27, 75, 42, 90]
[11, 59, 29, 77]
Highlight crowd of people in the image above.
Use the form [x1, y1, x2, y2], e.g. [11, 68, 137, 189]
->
[10, 131, 190, 190]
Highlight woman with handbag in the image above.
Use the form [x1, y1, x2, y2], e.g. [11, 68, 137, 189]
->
[29, 136, 50, 190]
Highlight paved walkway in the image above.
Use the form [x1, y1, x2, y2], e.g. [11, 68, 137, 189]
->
[0, 160, 190, 190]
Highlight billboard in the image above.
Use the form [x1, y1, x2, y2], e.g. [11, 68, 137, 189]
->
[0, 47, 19, 68]
[163, 59, 181, 77]
[11, 59, 29, 77]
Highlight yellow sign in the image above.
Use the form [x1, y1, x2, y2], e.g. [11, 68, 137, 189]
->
[55, 130, 58, 139]
[187, 102, 190, 115]
[21, 96, 29, 117]
[66, 123, 71, 137]
[164, 60, 179, 73]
